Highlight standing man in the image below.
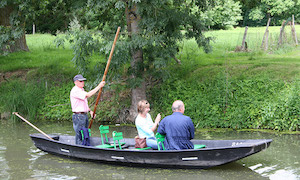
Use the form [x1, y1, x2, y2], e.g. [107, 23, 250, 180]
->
[70, 74, 105, 145]
[157, 100, 195, 150]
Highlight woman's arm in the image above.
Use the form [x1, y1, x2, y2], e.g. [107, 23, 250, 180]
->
[151, 113, 161, 132]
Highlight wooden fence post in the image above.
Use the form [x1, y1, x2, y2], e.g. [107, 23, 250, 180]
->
[292, 15, 298, 45]
[261, 18, 271, 49]
[33, 23, 35, 35]
[264, 30, 269, 51]
[278, 20, 286, 46]
[241, 26, 248, 51]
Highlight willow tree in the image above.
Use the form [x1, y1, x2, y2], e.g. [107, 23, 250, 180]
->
[61, 0, 212, 121]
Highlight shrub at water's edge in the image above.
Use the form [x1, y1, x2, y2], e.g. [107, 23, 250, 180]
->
[151, 73, 299, 131]
[0, 79, 47, 120]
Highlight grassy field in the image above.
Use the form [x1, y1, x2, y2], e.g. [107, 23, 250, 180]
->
[0, 26, 299, 131]
[179, 26, 300, 82]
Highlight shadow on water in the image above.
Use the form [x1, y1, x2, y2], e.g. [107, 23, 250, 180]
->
[0, 120, 299, 179]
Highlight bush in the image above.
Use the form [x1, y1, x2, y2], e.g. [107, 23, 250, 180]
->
[0, 79, 47, 120]
[151, 73, 299, 131]
[38, 82, 73, 121]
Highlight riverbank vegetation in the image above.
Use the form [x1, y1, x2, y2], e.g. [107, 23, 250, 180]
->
[0, 26, 299, 131]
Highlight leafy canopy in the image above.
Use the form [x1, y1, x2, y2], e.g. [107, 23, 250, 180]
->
[57, 0, 212, 88]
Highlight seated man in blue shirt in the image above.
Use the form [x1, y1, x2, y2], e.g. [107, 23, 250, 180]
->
[157, 100, 195, 150]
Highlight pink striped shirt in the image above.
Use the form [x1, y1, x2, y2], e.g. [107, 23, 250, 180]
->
[70, 86, 90, 113]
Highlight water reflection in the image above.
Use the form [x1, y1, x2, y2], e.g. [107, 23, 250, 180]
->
[0, 145, 9, 179]
[237, 133, 300, 180]
[0, 120, 299, 180]
[29, 151, 267, 180]
[0, 121, 34, 179]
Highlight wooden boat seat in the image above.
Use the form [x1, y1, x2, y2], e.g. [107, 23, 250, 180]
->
[155, 132, 166, 151]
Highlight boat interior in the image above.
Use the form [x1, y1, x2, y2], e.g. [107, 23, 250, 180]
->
[45, 132, 271, 151]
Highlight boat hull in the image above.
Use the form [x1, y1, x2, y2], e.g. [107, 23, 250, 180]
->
[30, 133, 272, 169]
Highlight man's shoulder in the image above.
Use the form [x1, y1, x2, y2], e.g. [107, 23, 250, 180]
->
[182, 114, 192, 119]
[162, 114, 173, 121]
[173, 112, 191, 119]
[70, 86, 87, 99]
[174, 114, 192, 124]
[71, 85, 79, 91]
[71, 86, 85, 93]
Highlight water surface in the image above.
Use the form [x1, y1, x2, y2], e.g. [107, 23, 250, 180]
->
[0, 120, 299, 180]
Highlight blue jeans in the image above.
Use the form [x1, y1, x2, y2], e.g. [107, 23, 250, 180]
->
[146, 136, 158, 149]
[72, 114, 89, 145]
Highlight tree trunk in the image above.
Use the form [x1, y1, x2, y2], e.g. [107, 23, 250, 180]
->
[125, 2, 132, 37]
[0, 5, 29, 53]
[126, 4, 146, 122]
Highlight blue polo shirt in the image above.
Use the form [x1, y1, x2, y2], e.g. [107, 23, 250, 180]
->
[157, 112, 195, 150]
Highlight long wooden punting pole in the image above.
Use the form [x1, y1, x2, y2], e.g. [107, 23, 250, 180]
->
[88, 27, 121, 129]
[12, 112, 54, 141]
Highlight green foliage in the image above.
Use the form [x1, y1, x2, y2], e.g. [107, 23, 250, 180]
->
[198, 0, 243, 29]
[56, 0, 212, 92]
[238, 0, 300, 26]
[258, 81, 300, 131]
[0, 79, 47, 120]
[38, 82, 73, 121]
[25, 0, 78, 35]
[151, 73, 299, 131]
[37, 80, 132, 123]
[248, 7, 265, 21]
[94, 86, 131, 124]
[262, 0, 295, 17]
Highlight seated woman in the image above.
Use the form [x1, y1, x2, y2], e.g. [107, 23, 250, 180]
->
[135, 100, 161, 149]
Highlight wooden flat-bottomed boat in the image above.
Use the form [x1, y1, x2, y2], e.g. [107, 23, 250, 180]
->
[30, 133, 272, 169]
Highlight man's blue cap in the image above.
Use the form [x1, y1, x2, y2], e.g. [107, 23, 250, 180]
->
[73, 74, 86, 82]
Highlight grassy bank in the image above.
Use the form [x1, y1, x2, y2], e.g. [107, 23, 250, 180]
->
[0, 26, 299, 131]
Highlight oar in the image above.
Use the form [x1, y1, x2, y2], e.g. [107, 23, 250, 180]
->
[88, 26, 121, 129]
[12, 112, 54, 141]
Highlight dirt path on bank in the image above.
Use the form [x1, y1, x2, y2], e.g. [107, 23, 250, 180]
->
[0, 69, 29, 84]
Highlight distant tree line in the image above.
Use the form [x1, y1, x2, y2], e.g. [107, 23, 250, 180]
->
[23, 0, 300, 34]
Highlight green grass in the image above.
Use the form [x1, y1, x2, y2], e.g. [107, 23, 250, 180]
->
[177, 25, 300, 82]
[0, 34, 74, 76]
[206, 25, 300, 53]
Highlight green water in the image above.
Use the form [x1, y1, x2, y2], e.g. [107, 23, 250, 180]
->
[0, 120, 299, 180]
